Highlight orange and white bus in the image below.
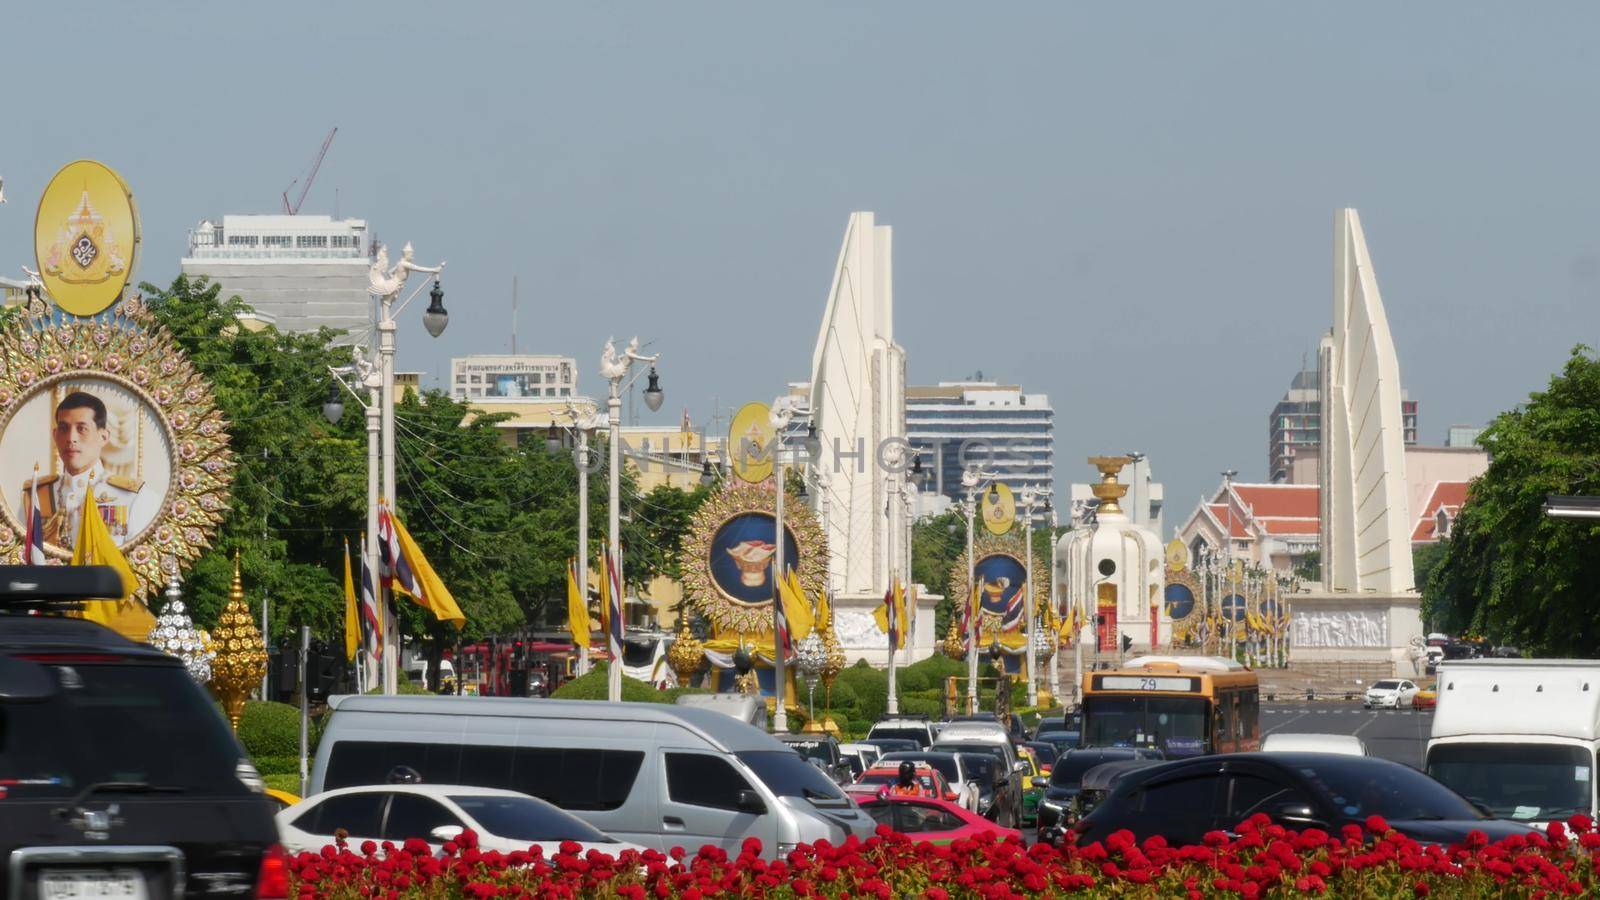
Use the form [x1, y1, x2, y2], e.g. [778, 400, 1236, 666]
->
[1079, 656, 1260, 758]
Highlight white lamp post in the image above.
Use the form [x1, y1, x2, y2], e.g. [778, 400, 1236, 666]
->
[561, 402, 607, 677]
[767, 397, 811, 732]
[365, 242, 447, 694]
[960, 465, 998, 714]
[598, 339, 663, 703]
[1019, 487, 1040, 708]
[1048, 503, 1061, 704]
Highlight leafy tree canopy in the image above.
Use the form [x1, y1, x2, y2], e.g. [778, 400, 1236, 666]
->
[1424, 347, 1600, 654]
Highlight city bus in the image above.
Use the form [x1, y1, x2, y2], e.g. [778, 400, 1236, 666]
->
[1078, 656, 1259, 758]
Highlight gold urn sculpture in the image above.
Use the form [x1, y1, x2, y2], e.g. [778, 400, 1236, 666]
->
[666, 612, 705, 688]
[209, 556, 267, 731]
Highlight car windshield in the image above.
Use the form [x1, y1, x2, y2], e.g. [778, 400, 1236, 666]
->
[1427, 744, 1592, 822]
[1051, 752, 1133, 788]
[1083, 696, 1208, 757]
[955, 753, 997, 790]
[0, 660, 249, 799]
[1372, 681, 1401, 690]
[1023, 742, 1059, 766]
[781, 739, 837, 765]
[736, 751, 848, 807]
[1037, 732, 1081, 754]
[449, 795, 614, 843]
[1298, 761, 1481, 822]
[869, 727, 929, 747]
[878, 754, 959, 783]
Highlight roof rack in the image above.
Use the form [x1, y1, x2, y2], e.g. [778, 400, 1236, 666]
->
[0, 566, 125, 609]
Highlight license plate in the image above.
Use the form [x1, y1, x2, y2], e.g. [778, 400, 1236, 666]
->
[39, 869, 147, 900]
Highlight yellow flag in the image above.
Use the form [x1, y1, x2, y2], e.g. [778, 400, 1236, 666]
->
[72, 489, 151, 642]
[343, 540, 358, 661]
[566, 559, 591, 649]
[779, 569, 813, 641]
[872, 580, 908, 649]
[815, 589, 832, 634]
[895, 580, 908, 649]
[970, 582, 982, 620]
[387, 510, 466, 629]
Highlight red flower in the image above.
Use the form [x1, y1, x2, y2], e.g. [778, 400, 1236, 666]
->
[1414, 880, 1430, 896]
[1365, 815, 1391, 834]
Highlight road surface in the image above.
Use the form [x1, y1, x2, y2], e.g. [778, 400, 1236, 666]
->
[1262, 702, 1433, 769]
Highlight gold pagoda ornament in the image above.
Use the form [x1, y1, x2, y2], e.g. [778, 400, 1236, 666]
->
[667, 611, 705, 687]
[942, 618, 966, 661]
[209, 554, 267, 731]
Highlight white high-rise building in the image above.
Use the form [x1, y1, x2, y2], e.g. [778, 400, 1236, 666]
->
[449, 355, 578, 401]
[906, 382, 1054, 514]
[180, 215, 370, 335]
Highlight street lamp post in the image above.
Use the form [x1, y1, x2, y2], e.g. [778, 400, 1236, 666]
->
[960, 465, 998, 714]
[563, 403, 606, 676]
[600, 339, 663, 703]
[1020, 488, 1039, 708]
[884, 444, 903, 715]
[1221, 469, 1237, 661]
[1048, 503, 1061, 704]
[767, 398, 811, 732]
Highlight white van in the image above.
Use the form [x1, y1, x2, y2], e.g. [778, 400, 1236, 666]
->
[311, 695, 875, 857]
[1425, 659, 1600, 826]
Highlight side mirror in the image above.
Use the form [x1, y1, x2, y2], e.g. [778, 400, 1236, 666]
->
[430, 825, 464, 843]
[1270, 802, 1323, 828]
[1014, 761, 1030, 775]
[1468, 799, 1494, 818]
[736, 789, 768, 815]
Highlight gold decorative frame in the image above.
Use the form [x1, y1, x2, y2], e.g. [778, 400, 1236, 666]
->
[680, 480, 827, 635]
[949, 532, 1051, 638]
[1164, 566, 1205, 645]
[0, 294, 232, 601]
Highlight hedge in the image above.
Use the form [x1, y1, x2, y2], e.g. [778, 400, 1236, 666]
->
[236, 700, 301, 759]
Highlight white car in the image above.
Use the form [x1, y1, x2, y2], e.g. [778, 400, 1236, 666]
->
[276, 784, 644, 857]
[1261, 732, 1368, 756]
[1363, 679, 1420, 709]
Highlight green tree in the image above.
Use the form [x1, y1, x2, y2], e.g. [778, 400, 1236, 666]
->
[1424, 347, 1600, 654]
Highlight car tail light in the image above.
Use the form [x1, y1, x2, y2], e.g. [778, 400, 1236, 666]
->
[256, 844, 289, 899]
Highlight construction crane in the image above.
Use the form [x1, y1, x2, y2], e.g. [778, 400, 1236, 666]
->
[281, 127, 337, 215]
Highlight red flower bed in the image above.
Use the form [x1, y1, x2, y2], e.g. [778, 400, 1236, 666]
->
[287, 814, 1600, 898]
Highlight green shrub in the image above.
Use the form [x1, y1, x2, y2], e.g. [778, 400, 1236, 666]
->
[263, 773, 302, 795]
[836, 667, 888, 723]
[898, 654, 966, 693]
[901, 697, 942, 719]
[237, 701, 301, 759]
[550, 664, 669, 703]
[252, 755, 300, 776]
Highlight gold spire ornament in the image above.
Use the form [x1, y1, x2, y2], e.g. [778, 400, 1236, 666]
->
[209, 554, 267, 731]
[1087, 455, 1133, 516]
[942, 617, 966, 660]
[666, 609, 705, 687]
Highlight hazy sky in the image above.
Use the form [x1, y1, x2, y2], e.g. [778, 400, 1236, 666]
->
[4, 3, 1598, 524]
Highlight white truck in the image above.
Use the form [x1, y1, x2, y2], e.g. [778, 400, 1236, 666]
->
[1425, 659, 1600, 826]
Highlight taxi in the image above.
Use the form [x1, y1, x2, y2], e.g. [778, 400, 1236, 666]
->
[1016, 745, 1049, 827]
[851, 763, 958, 803]
[1413, 682, 1439, 710]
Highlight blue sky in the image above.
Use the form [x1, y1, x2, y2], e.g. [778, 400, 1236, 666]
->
[3, 3, 1598, 520]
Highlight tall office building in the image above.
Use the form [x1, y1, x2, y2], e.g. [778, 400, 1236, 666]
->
[1269, 361, 1417, 482]
[181, 215, 372, 335]
[906, 381, 1053, 512]
[449, 355, 577, 401]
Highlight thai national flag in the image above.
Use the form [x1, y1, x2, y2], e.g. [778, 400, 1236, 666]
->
[883, 584, 899, 649]
[358, 548, 383, 661]
[377, 505, 425, 603]
[607, 545, 624, 650]
[773, 563, 791, 654]
[23, 478, 46, 565]
[1000, 582, 1027, 631]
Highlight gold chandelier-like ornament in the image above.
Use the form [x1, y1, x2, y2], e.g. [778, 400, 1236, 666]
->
[209, 555, 267, 731]
[667, 608, 705, 687]
[0, 294, 233, 600]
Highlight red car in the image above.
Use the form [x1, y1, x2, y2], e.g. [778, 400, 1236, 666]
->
[854, 794, 1022, 845]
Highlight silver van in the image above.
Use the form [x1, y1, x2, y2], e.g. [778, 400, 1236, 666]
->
[310, 695, 874, 857]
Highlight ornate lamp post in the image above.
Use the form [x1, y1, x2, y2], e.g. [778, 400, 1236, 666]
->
[150, 575, 214, 684]
[794, 632, 827, 731]
[599, 338, 663, 703]
[210, 556, 268, 731]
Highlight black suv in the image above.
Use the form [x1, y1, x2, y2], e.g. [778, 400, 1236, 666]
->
[0, 566, 283, 898]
